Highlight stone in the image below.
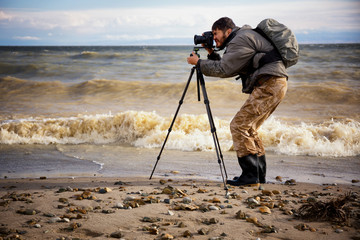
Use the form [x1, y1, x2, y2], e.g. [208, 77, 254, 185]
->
[182, 197, 192, 204]
[110, 231, 124, 238]
[246, 217, 258, 224]
[48, 217, 62, 223]
[114, 203, 124, 209]
[272, 190, 281, 195]
[99, 187, 112, 193]
[198, 228, 207, 235]
[259, 206, 271, 214]
[275, 176, 282, 182]
[161, 233, 174, 240]
[183, 230, 192, 237]
[211, 197, 221, 203]
[335, 229, 344, 233]
[261, 190, 274, 196]
[34, 224, 41, 228]
[209, 206, 219, 211]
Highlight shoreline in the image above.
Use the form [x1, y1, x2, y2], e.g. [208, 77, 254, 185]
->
[0, 176, 359, 240]
[1, 144, 359, 186]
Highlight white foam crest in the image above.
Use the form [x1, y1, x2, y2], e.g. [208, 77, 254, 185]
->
[1, 111, 359, 157]
[260, 117, 360, 157]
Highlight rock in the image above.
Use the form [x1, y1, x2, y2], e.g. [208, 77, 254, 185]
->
[352, 179, 359, 183]
[110, 231, 124, 238]
[197, 188, 208, 193]
[335, 229, 344, 233]
[59, 198, 68, 203]
[161, 233, 174, 240]
[183, 230, 192, 237]
[246, 217, 258, 224]
[124, 196, 135, 201]
[48, 217, 62, 223]
[275, 176, 282, 182]
[285, 179, 296, 185]
[114, 203, 124, 209]
[211, 197, 221, 203]
[235, 210, 247, 219]
[142, 217, 162, 223]
[198, 228, 208, 235]
[182, 197, 192, 204]
[159, 179, 167, 185]
[34, 224, 41, 228]
[99, 187, 112, 193]
[272, 190, 281, 195]
[167, 210, 175, 216]
[102, 209, 115, 214]
[61, 218, 70, 223]
[261, 190, 274, 196]
[259, 206, 271, 214]
[178, 222, 186, 228]
[209, 206, 219, 211]
[248, 198, 260, 205]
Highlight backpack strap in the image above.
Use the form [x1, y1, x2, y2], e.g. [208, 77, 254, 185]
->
[253, 27, 283, 67]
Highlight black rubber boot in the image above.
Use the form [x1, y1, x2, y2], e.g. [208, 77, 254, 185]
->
[233, 154, 266, 183]
[226, 154, 259, 186]
[258, 155, 266, 183]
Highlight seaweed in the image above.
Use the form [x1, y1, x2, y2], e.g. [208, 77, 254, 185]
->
[297, 192, 354, 223]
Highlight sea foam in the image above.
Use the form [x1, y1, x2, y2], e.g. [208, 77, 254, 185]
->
[1, 111, 359, 157]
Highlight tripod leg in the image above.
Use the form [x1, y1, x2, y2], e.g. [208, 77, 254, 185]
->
[196, 67, 228, 190]
[150, 67, 196, 179]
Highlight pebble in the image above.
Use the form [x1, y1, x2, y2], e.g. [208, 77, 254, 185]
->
[34, 224, 41, 228]
[209, 206, 219, 211]
[114, 202, 124, 209]
[48, 217, 62, 223]
[182, 197, 192, 204]
[124, 196, 136, 201]
[110, 231, 124, 238]
[248, 198, 260, 205]
[161, 233, 174, 240]
[99, 187, 112, 193]
[167, 210, 175, 216]
[164, 199, 171, 204]
[335, 229, 344, 233]
[242, 190, 248, 194]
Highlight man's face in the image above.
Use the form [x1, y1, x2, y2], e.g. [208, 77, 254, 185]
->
[212, 28, 231, 48]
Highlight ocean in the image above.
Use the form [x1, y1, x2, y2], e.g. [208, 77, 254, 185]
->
[0, 44, 359, 183]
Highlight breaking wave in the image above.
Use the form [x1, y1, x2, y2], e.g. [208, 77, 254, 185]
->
[1, 111, 359, 157]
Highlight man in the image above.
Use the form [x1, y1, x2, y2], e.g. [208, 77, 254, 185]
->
[187, 17, 288, 186]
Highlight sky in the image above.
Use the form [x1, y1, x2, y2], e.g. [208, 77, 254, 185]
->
[0, 0, 360, 45]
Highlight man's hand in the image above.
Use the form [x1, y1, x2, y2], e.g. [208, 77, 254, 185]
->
[187, 52, 199, 65]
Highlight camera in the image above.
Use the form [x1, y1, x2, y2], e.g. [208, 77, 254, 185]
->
[194, 31, 214, 49]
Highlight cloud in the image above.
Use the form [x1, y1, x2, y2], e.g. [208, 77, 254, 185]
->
[13, 36, 40, 40]
[1, 0, 359, 44]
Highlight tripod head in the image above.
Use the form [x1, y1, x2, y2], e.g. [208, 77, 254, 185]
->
[190, 46, 206, 58]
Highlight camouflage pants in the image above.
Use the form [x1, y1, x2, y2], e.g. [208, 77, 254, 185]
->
[230, 76, 287, 158]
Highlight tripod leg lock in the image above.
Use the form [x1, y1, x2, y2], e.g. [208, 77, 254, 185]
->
[211, 127, 216, 133]
[179, 100, 183, 104]
[204, 100, 209, 104]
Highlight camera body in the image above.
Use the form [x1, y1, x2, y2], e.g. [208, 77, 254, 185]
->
[194, 31, 214, 49]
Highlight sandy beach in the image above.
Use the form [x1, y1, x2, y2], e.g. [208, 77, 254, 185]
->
[1, 176, 359, 240]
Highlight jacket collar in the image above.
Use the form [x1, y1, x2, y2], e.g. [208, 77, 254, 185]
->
[217, 27, 240, 50]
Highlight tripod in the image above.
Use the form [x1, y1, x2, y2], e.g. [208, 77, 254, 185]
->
[149, 50, 228, 191]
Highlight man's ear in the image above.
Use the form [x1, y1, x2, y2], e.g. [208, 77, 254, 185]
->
[225, 28, 232, 37]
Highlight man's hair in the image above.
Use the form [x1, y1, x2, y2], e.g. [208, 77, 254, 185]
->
[212, 17, 235, 32]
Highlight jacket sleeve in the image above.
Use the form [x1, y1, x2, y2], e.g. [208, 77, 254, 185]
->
[199, 35, 256, 78]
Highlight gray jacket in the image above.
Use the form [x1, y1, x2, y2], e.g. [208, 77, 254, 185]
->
[198, 25, 288, 93]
